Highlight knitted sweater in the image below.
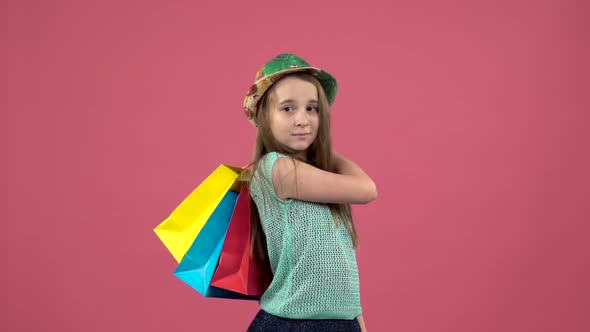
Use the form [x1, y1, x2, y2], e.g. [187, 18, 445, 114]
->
[250, 152, 362, 320]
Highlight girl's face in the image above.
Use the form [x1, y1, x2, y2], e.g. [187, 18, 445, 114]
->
[268, 76, 320, 158]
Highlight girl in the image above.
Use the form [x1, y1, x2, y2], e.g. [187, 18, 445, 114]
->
[242, 53, 377, 332]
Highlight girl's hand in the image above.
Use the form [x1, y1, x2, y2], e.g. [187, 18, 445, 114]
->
[357, 315, 367, 331]
[331, 152, 345, 174]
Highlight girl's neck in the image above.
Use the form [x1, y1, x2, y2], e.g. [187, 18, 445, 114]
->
[293, 150, 307, 162]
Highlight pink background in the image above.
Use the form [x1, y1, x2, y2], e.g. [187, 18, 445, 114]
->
[1, 0, 588, 331]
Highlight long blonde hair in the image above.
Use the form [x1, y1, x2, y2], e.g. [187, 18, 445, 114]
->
[242, 72, 359, 261]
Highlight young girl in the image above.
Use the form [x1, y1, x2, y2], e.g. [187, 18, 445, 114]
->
[242, 53, 377, 332]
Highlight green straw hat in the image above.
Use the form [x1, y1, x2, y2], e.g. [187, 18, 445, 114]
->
[243, 53, 338, 126]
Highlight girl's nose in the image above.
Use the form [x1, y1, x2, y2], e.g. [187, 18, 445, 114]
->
[294, 110, 310, 127]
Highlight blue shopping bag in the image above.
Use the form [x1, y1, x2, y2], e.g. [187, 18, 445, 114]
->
[173, 189, 238, 295]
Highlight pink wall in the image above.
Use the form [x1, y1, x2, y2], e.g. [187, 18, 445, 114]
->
[1, 0, 588, 331]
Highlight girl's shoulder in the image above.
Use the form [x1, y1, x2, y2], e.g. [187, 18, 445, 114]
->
[251, 152, 294, 206]
[255, 152, 290, 177]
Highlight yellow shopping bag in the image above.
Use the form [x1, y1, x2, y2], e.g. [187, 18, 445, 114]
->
[154, 164, 243, 262]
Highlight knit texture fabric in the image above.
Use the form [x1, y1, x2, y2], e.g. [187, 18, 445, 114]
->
[250, 152, 362, 320]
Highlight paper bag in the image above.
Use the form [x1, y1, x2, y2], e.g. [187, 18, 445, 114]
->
[210, 186, 273, 296]
[173, 190, 238, 295]
[154, 164, 241, 262]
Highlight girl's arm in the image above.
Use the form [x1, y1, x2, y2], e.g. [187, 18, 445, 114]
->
[271, 153, 377, 204]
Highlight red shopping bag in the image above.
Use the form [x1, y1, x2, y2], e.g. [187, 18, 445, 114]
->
[210, 185, 272, 296]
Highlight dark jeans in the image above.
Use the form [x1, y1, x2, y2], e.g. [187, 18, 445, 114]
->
[247, 309, 361, 332]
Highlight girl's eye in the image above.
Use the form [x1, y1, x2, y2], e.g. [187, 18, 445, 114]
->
[282, 106, 294, 112]
[307, 106, 319, 112]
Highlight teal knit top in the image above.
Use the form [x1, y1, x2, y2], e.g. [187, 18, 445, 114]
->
[250, 152, 362, 320]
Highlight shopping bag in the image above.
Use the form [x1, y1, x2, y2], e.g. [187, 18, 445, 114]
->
[209, 185, 273, 296]
[154, 164, 242, 263]
[173, 185, 260, 300]
[173, 189, 238, 296]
